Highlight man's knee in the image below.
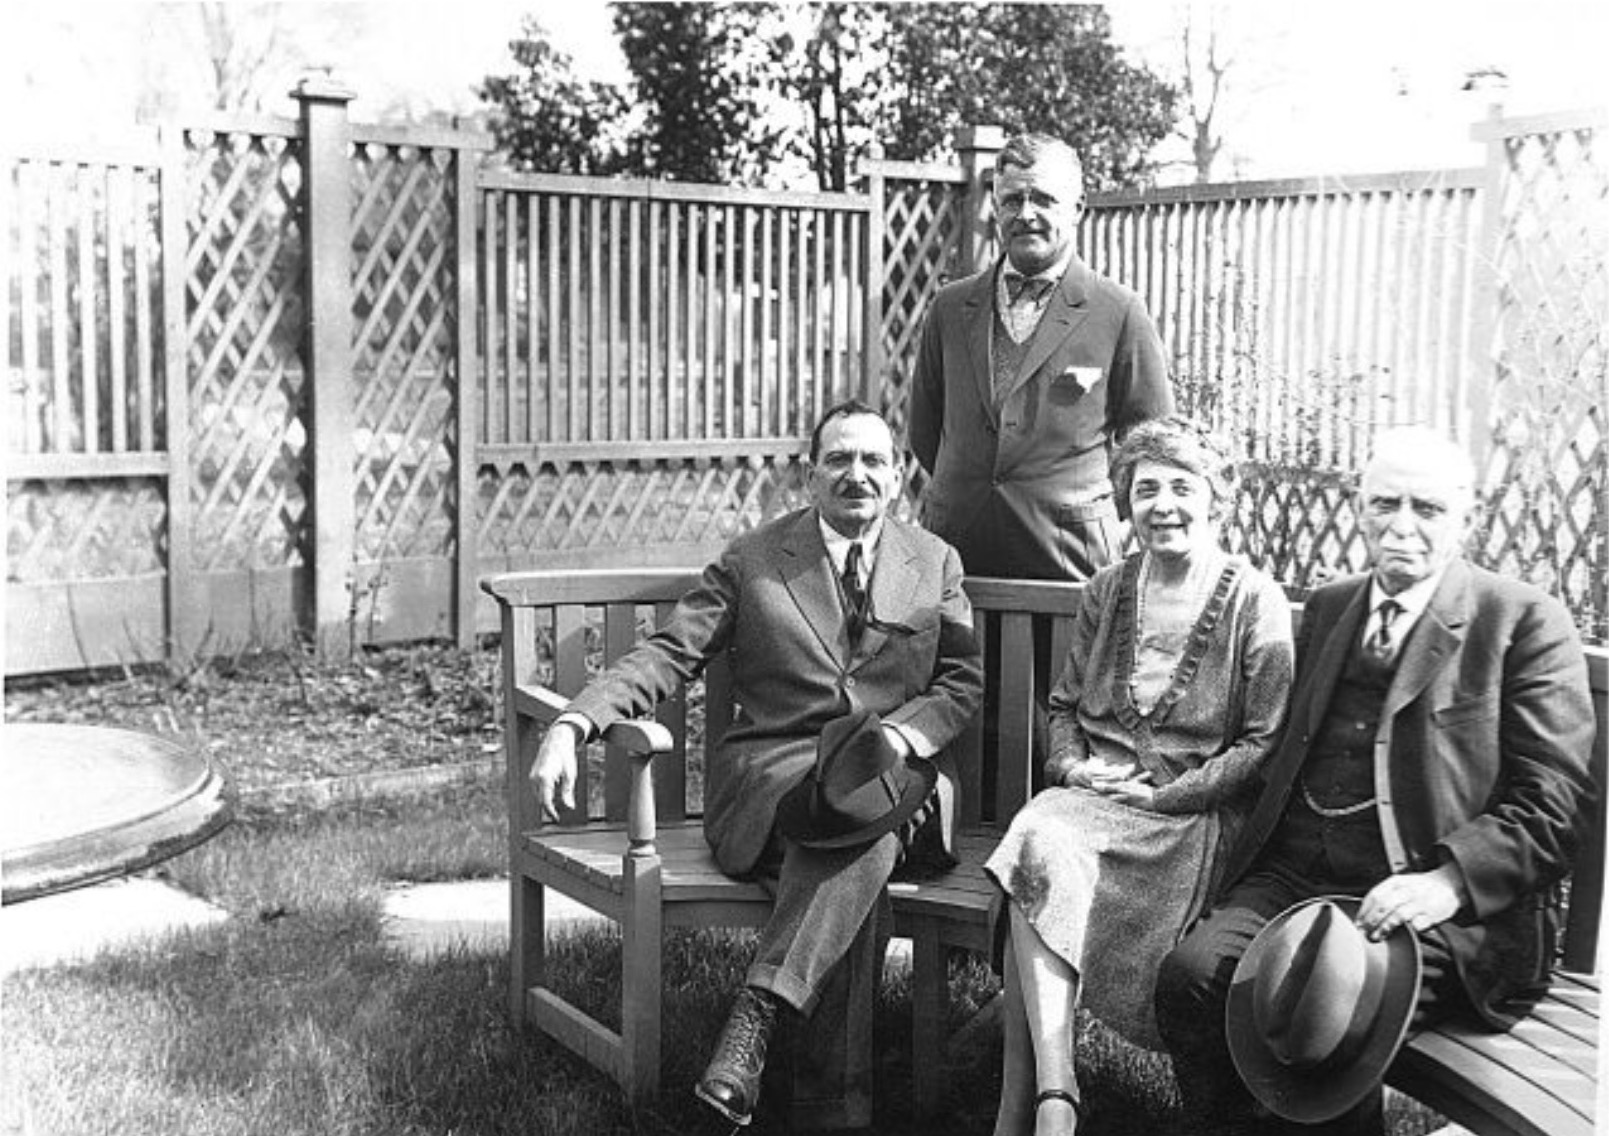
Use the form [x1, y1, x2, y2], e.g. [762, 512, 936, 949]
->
[1155, 928, 1221, 1020]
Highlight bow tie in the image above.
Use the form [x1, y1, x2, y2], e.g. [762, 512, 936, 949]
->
[1005, 273, 1055, 305]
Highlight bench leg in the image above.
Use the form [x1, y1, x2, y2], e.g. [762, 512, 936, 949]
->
[621, 855, 664, 1106]
[910, 924, 949, 1119]
[510, 873, 546, 1026]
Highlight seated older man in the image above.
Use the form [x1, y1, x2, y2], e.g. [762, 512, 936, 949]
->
[1154, 426, 1596, 1136]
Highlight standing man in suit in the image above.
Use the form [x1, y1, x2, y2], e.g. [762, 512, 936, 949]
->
[1153, 426, 1596, 1136]
[909, 132, 1172, 582]
[530, 400, 984, 1133]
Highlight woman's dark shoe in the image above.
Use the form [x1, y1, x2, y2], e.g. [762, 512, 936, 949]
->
[694, 987, 780, 1127]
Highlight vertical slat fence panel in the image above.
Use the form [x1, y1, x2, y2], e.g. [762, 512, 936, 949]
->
[7, 114, 1604, 674]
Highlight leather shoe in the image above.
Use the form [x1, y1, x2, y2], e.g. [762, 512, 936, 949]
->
[694, 986, 779, 1127]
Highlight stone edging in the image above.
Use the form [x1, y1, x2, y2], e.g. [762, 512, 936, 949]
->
[241, 760, 502, 811]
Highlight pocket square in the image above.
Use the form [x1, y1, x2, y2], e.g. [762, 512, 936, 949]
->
[1058, 365, 1103, 393]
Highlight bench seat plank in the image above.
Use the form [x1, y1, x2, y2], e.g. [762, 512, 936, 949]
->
[1391, 978, 1598, 1136]
[521, 822, 1007, 930]
[523, 821, 772, 904]
[1526, 999, 1597, 1047]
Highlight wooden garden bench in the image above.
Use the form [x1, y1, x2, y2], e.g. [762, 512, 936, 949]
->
[484, 568, 1604, 1131]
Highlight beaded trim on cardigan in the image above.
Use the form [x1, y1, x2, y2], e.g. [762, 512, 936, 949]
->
[1112, 552, 1244, 733]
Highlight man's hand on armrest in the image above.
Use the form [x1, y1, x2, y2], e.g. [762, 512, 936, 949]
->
[531, 715, 591, 822]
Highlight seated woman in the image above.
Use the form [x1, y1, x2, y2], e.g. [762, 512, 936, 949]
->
[984, 417, 1295, 1136]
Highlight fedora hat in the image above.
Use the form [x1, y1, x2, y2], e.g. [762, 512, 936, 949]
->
[1226, 895, 1422, 1123]
[776, 709, 936, 850]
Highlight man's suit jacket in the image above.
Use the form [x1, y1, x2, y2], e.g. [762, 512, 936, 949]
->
[568, 508, 984, 877]
[908, 255, 1171, 580]
[1224, 560, 1596, 1027]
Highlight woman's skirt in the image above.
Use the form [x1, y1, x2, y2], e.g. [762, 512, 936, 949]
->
[983, 786, 1220, 1050]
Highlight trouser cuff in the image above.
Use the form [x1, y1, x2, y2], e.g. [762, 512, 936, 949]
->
[746, 963, 816, 1015]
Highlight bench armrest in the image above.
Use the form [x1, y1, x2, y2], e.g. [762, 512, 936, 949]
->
[512, 682, 568, 724]
[600, 719, 676, 757]
[601, 721, 673, 856]
[511, 681, 673, 854]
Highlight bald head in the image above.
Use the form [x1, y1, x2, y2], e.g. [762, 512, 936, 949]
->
[1358, 427, 1478, 594]
[1364, 427, 1475, 503]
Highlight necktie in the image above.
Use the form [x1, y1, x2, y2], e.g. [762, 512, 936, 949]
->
[1005, 273, 1054, 305]
[842, 542, 867, 639]
[1365, 599, 1401, 663]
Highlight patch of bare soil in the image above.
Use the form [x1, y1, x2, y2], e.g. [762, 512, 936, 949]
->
[3, 643, 504, 794]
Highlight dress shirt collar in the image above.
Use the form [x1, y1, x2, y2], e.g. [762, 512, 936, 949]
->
[818, 514, 883, 579]
[1367, 564, 1447, 639]
[997, 245, 1076, 304]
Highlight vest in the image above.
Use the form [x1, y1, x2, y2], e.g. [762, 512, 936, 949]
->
[990, 308, 1037, 407]
[1260, 633, 1399, 887]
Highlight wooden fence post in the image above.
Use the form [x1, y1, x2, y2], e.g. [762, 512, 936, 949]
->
[955, 125, 1005, 276]
[453, 139, 485, 649]
[1466, 102, 1508, 480]
[158, 124, 199, 666]
[861, 143, 886, 407]
[294, 76, 357, 660]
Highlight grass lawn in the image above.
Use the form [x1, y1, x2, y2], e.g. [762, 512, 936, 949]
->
[3, 644, 1452, 1135]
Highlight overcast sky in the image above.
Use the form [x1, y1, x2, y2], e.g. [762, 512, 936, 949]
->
[3, 1, 1606, 184]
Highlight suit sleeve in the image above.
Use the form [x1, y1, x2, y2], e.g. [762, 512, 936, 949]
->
[1045, 570, 1109, 779]
[908, 297, 946, 475]
[1437, 596, 1597, 919]
[884, 542, 984, 755]
[567, 552, 739, 732]
[1105, 293, 1172, 441]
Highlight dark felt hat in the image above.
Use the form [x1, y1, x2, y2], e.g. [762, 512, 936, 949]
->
[1226, 896, 1422, 1124]
[775, 709, 936, 850]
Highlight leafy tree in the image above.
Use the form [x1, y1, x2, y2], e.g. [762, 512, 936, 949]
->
[477, 17, 630, 175]
[779, 3, 896, 190]
[478, 3, 1176, 192]
[881, 4, 1178, 191]
[1177, 6, 1231, 183]
[611, 3, 789, 184]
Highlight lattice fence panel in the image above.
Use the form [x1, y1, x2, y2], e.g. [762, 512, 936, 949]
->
[1474, 119, 1608, 642]
[351, 141, 457, 561]
[878, 179, 965, 438]
[1225, 467, 1369, 592]
[7, 477, 167, 580]
[477, 457, 812, 559]
[185, 128, 308, 572]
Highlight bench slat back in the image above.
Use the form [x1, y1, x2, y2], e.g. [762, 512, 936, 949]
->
[953, 579, 1086, 826]
[491, 569, 706, 829]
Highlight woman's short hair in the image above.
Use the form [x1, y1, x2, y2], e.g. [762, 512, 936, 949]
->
[1110, 416, 1237, 521]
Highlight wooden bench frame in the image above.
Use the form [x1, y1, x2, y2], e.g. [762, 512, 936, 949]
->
[484, 569, 1604, 1133]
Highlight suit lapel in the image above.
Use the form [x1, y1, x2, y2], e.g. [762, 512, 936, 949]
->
[1006, 262, 1093, 401]
[962, 271, 997, 423]
[1384, 561, 1470, 719]
[852, 520, 921, 668]
[1292, 580, 1371, 746]
[776, 511, 848, 661]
